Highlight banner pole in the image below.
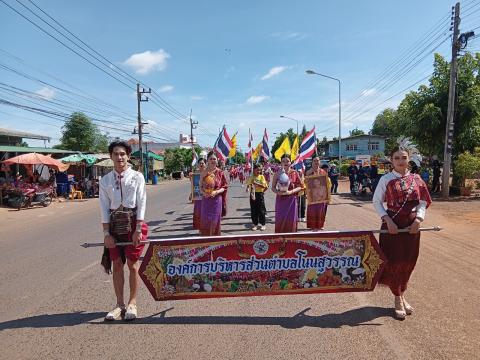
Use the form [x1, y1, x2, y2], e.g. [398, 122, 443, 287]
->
[81, 226, 442, 248]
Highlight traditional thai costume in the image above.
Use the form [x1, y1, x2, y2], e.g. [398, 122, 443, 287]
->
[190, 172, 202, 230]
[193, 198, 202, 230]
[373, 170, 432, 296]
[306, 168, 331, 230]
[274, 169, 303, 233]
[99, 167, 147, 273]
[200, 169, 227, 236]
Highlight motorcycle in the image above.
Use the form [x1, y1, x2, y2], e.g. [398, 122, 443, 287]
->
[8, 185, 53, 210]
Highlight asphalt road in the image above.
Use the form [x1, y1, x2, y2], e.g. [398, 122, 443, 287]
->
[0, 178, 478, 360]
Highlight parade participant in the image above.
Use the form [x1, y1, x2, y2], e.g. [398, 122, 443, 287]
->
[263, 163, 273, 185]
[199, 151, 228, 236]
[347, 161, 358, 194]
[305, 157, 331, 230]
[431, 160, 441, 193]
[357, 164, 364, 191]
[192, 158, 206, 231]
[373, 145, 432, 320]
[271, 154, 303, 233]
[99, 140, 147, 321]
[222, 165, 229, 218]
[328, 163, 339, 194]
[370, 161, 379, 180]
[238, 165, 245, 185]
[246, 164, 268, 231]
[297, 168, 307, 222]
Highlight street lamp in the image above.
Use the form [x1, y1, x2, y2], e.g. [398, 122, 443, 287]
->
[279, 115, 299, 136]
[305, 69, 342, 162]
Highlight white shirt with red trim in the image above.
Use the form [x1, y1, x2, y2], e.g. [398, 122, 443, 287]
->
[99, 167, 146, 223]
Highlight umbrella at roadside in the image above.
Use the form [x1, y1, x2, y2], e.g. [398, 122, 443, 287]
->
[1, 152, 70, 172]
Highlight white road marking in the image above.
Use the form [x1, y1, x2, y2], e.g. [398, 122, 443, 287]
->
[65, 261, 99, 282]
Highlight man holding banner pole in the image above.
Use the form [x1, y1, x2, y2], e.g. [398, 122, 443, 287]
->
[99, 140, 147, 321]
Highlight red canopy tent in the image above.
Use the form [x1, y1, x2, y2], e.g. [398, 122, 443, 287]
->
[1, 153, 70, 172]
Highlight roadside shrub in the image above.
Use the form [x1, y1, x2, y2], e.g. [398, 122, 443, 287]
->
[454, 149, 480, 187]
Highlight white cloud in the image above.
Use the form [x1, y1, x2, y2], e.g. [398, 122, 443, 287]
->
[271, 31, 308, 41]
[246, 95, 270, 105]
[35, 86, 56, 100]
[191, 95, 204, 101]
[123, 49, 170, 75]
[261, 66, 288, 80]
[361, 88, 377, 97]
[159, 85, 174, 93]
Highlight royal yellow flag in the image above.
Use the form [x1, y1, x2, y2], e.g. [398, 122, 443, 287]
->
[274, 136, 291, 161]
[229, 134, 237, 157]
[291, 136, 299, 161]
[252, 142, 262, 160]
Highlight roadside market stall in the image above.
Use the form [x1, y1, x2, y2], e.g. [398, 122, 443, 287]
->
[0, 153, 69, 208]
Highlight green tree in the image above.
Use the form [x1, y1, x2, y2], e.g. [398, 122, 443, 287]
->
[58, 112, 108, 152]
[371, 108, 400, 155]
[372, 52, 480, 183]
[164, 146, 202, 174]
[379, 53, 480, 157]
[317, 136, 328, 156]
[230, 150, 245, 164]
[299, 125, 308, 140]
[349, 127, 365, 136]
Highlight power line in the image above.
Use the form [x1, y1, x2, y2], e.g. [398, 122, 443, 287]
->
[343, 33, 450, 122]
[0, 0, 134, 89]
[0, 52, 180, 140]
[344, 74, 431, 125]
[342, 11, 451, 114]
[2, 0, 218, 137]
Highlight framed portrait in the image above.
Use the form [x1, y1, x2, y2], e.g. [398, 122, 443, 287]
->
[191, 172, 202, 202]
[305, 173, 328, 205]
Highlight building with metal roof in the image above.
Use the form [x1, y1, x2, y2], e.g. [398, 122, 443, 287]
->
[0, 128, 51, 146]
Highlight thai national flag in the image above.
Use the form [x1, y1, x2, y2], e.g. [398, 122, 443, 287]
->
[245, 150, 252, 163]
[214, 126, 233, 161]
[292, 159, 305, 172]
[261, 128, 270, 159]
[297, 126, 316, 161]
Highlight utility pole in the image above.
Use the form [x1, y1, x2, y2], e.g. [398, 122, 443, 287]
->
[189, 109, 197, 150]
[442, 2, 460, 198]
[190, 109, 198, 169]
[136, 83, 151, 178]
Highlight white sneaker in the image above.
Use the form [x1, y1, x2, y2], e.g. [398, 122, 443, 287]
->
[124, 304, 137, 321]
[259, 225, 266, 231]
[251, 224, 257, 231]
[301, 218, 306, 222]
[105, 304, 126, 321]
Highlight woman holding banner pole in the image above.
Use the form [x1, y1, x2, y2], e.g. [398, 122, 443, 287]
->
[272, 154, 303, 233]
[373, 144, 431, 320]
[199, 151, 227, 236]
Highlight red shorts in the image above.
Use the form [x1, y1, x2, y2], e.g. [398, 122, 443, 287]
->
[109, 222, 148, 262]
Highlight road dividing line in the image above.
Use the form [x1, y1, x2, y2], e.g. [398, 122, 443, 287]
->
[66, 261, 99, 282]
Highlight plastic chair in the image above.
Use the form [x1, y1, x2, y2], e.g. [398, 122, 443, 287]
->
[70, 185, 83, 200]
